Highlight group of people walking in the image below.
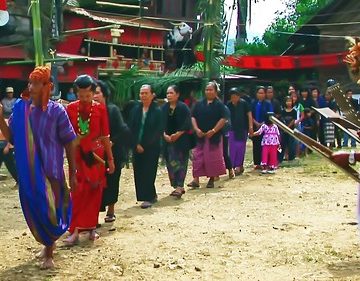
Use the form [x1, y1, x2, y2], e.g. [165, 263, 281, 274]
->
[1, 65, 357, 270]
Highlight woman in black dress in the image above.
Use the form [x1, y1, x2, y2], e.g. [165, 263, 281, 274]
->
[94, 80, 130, 222]
[162, 85, 192, 198]
[128, 84, 163, 208]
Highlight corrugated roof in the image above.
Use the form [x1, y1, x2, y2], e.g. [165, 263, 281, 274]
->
[65, 7, 170, 31]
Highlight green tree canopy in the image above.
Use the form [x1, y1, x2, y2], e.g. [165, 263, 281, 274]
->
[235, 0, 334, 55]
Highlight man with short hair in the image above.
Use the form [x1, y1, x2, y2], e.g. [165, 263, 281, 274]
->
[1, 87, 16, 118]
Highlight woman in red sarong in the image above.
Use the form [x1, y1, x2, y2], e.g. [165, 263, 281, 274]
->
[64, 75, 115, 245]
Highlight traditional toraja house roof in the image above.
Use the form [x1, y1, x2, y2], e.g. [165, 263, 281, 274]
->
[73, 0, 151, 15]
[0, 4, 168, 81]
[66, 7, 170, 31]
[58, 7, 168, 54]
[60, 8, 167, 76]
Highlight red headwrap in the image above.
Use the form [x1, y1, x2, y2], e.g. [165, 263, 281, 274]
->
[27, 66, 53, 111]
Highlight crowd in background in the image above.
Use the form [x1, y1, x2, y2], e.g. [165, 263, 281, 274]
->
[118, 81, 360, 208]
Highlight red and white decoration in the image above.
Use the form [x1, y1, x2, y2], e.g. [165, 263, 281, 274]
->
[0, 0, 9, 26]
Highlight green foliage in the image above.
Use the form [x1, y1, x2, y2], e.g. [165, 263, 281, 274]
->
[282, 0, 334, 27]
[236, 0, 334, 55]
[106, 67, 143, 107]
[107, 68, 203, 107]
[235, 37, 272, 55]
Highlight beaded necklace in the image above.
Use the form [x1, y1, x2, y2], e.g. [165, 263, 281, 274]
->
[77, 101, 93, 135]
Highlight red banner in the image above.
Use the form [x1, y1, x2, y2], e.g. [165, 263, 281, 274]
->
[195, 51, 347, 70]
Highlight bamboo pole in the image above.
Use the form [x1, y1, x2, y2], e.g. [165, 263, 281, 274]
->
[0, 57, 89, 66]
[30, 0, 44, 66]
[202, 0, 222, 83]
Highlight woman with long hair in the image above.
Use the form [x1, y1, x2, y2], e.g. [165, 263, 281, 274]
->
[250, 86, 273, 169]
[299, 88, 315, 109]
[94, 80, 130, 222]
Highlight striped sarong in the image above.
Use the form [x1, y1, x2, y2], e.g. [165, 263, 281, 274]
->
[11, 100, 71, 246]
[192, 138, 226, 178]
[324, 121, 335, 145]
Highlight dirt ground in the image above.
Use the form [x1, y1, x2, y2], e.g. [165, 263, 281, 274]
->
[1, 147, 360, 281]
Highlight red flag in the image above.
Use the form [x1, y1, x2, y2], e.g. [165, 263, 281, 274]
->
[0, 0, 9, 27]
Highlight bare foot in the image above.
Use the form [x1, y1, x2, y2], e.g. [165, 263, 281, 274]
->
[36, 244, 56, 259]
[40, 257, 55, 270]
[89, 230, 99, 241]
[63, 234, 79, 246]
[36, 247, 46, 259]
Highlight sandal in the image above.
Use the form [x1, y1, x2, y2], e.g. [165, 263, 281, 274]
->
[89, 230, 99, 241]
[140, 201, 153, 209]
[170, 188, 185, 198]
[187, 181, 199, 189]
[104, 214, 116, 223]
[206, 180, 215, 188]
[235, 167, 244, 176]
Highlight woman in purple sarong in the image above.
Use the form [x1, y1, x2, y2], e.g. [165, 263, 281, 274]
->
[187, 81, 226, 189]
[227, 88, 253, 176]
[0, 66, 77, 269]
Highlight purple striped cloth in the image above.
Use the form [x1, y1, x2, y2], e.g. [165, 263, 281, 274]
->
[10, 100, 76, 181]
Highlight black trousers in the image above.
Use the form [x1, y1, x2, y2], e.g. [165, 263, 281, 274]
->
[133, 146, 160, 202]
[0, 148, 18, 182]
[251, 135, 262, 166]
[223, 135, 232, 169]
[100, 159, 122, 211]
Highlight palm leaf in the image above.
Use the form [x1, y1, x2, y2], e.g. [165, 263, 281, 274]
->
[106, 67, 204, 107]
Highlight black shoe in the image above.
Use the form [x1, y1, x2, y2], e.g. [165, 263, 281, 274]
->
[206, 180, 214, 188]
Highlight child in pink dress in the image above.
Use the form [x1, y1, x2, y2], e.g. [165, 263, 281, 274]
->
[253, 114, 280, 174]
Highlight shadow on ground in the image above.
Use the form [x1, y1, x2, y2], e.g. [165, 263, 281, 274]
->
[328, 259, 360, 278]
[0, 260, 58, 281]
